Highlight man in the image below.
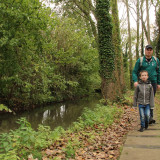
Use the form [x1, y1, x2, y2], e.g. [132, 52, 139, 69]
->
[132, 44, 160, 124]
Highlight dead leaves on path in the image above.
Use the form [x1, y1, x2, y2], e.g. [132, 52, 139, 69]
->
[42, 106, 138, 160]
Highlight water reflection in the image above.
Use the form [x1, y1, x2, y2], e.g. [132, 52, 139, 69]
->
[0, 94, 101, 133]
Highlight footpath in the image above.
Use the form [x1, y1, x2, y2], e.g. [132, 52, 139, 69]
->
[119, 110, 160, 160]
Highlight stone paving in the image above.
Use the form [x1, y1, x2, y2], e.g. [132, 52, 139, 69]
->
[119, 118, 160, 160]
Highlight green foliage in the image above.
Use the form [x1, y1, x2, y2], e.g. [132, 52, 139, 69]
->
[51, 17, 100, 99]
[0, 104, 11, 112]
[69, 104, 122, 132]
[96, 0, 115, 79]
[0, 117, 65, 159]
[54, 0, 97, 41]
[0, 0, 54, 108]
[63, 103, 122, 158]
[0, 101, 123, 159]
[0, 0, 100, 111]
[63, 138, 80, 158]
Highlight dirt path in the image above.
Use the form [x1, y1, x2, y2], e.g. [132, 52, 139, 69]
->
[119, 109, 160, 160]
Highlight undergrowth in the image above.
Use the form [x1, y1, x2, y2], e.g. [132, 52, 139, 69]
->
[0, 95, 131, 159]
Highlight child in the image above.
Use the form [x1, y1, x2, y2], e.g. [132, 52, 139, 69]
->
[133, 70, 154, 132]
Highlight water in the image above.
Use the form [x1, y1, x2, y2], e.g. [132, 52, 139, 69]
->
[0, 94, 101, 133]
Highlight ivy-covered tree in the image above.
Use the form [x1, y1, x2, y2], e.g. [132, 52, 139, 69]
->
[96, 0, 119, 101]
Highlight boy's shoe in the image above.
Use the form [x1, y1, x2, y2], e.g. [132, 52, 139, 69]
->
[145, 122, 148, 129]
[139, 127, 144, 132]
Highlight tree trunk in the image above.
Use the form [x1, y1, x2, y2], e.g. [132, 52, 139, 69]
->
[140, 0, 144, 56]
[136, 0, 140, 60]
[96, 0, 118, 101]
[146, 0, 151, 44]
[125, 0, 133, 88]
[111, 0, 125, 93]
[156, 6, 160, 59]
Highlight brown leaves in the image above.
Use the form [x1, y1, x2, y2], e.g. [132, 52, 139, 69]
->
[42, 106, 138, 160]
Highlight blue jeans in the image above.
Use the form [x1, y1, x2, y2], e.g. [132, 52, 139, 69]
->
[139, 104, 150, 128]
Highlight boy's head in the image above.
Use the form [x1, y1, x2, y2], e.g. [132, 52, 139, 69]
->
[139, 70, 149, 81]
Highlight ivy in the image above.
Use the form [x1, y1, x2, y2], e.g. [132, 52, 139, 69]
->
[96, 0, 115, 79]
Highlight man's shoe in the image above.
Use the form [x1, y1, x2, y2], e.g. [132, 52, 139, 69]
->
[152, 119, 156, 123]
[139, 127, 144, 132]
[149, 119, 156, 124]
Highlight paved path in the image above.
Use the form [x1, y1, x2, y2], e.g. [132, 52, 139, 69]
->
[119, 119, 160, 160]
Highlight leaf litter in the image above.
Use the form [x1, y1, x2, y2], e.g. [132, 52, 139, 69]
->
[41, 105, 138, 160]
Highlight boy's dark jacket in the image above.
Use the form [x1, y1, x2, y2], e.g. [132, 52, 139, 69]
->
[133, 80, 154, 109]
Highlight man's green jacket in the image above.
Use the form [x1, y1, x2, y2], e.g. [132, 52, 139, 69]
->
[132, 56, 160, 85]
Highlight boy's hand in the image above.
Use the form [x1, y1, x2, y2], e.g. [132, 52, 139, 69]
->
[134, 82, 138, 87]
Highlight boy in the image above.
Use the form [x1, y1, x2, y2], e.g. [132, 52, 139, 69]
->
[133, 70, 154, 132]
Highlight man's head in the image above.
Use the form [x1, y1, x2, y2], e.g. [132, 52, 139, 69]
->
[139, 70, 149, 81]
[145, 44, 153, 58]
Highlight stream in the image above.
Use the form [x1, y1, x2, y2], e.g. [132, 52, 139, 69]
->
[0, 94, 101, 133]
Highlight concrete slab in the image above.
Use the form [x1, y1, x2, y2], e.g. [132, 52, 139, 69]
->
[120, 148, 160, 160]
[119, 116, 160, 160]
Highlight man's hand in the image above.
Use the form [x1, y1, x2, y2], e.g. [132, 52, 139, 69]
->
[157, 85, 160, 90]
[134, 82, 138, 88]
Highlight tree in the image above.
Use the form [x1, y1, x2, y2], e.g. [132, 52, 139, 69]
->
[54, 0, 98, 42]
[146, 0, 151, 44]
[155, 4, 160, 59]
[136, 0, 140, 60]
[0, 0, 99, 111]
[96, 0, 119, 101]
[111, 0, 125, 92]
[125, 0, 133, 88]
[0, 0, 53, 110]
[140, 0, 145, 56]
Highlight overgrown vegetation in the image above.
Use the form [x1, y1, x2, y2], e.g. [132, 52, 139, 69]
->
[0, 103, 122, 159]
[0, 118, 65, 159]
